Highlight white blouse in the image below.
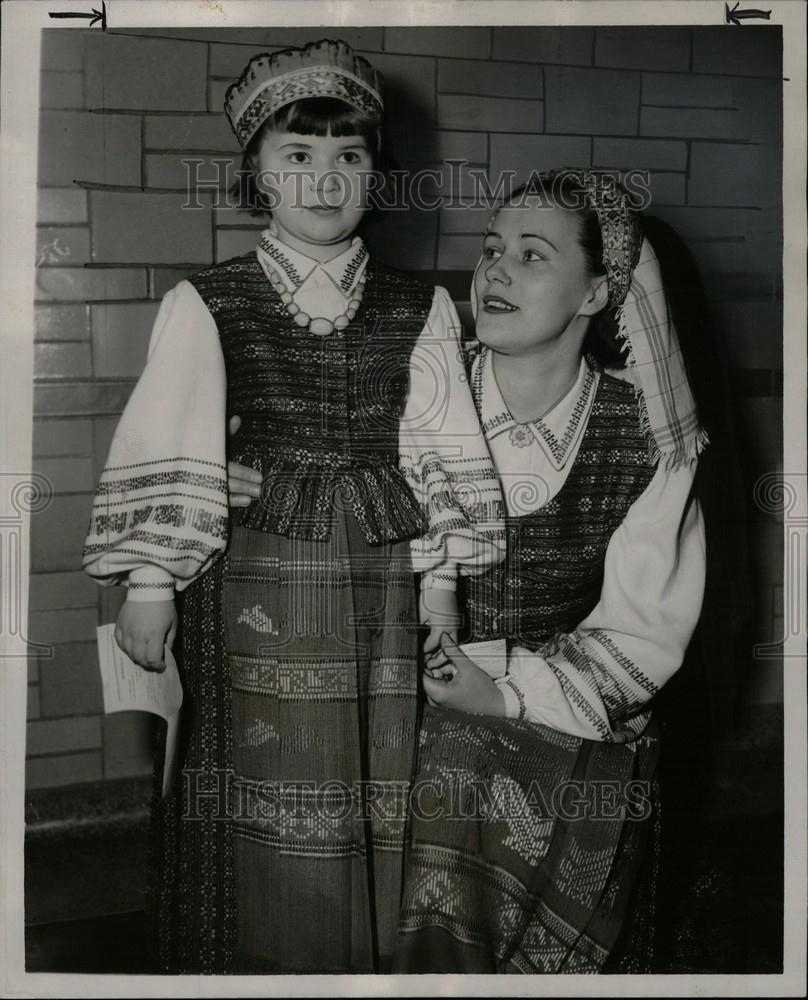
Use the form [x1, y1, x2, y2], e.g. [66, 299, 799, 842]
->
[470, 347, 706, 743]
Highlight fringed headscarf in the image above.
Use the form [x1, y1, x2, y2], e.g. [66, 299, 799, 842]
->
[472, 168, 709, 470]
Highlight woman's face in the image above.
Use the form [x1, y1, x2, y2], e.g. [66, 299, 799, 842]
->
[473, 196, 606, 358]
[254, 128, 373, 255]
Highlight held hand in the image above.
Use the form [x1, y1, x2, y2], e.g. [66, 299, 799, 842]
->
[227, 414, 262, 508]
[423, 633, 507, 717]
[115, 600, 178, 672]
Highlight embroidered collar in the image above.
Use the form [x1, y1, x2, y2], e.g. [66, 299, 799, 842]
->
[471, 348, 598, 471]
[256, 230, 369, 326]
[256, 231, 368, 296]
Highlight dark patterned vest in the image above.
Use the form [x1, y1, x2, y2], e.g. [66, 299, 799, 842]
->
[188, 254, 434, 543]
[460, 372, 657, 650]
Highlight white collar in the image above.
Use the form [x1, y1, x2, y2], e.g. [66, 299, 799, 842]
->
[256, 230, 368, 298]
[471, 348, 598, 471]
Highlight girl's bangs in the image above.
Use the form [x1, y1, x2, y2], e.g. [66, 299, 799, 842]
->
[272, 97, 379, 137]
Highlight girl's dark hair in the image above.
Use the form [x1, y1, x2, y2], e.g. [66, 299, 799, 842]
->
[506, 172, 627, 368]
[229, 96, 393, 216]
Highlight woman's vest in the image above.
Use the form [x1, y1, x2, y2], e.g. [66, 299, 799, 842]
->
[188, 254, 434, 544]
[460, 372, 658, 650]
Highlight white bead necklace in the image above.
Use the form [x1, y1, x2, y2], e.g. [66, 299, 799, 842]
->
[263, 261, 366, 337]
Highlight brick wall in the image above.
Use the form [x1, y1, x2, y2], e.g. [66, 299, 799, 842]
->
[28, 25, 783, 790]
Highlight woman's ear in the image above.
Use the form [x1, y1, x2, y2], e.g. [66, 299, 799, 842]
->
[580, 277, 609, 317]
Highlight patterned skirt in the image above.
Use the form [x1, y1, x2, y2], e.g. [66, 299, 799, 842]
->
[147, 511, 419, 974]
[392, 706, 661, 973]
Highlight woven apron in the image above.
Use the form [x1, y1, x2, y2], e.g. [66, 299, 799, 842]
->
[148, 507, 419, 974]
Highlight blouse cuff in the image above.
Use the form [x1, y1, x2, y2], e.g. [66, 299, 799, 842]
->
[495, 675, 524, 719]
[421, 564, 458, 592]
[126, 566, 176, 603]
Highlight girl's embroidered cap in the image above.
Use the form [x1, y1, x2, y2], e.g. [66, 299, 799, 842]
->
[225, 38, 384, 149]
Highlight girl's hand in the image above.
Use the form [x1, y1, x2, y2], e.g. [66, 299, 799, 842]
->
[227, 414, 262, 507]
[423, 633, 507, 717]
[115, 600, 178, 672]
[421, 588, 462, 669]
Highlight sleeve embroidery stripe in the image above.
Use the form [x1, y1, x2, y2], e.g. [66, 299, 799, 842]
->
[96, 470, 227, 495]
[588, 629, 659, 697]
[542, 657, 614, 741]
[91, 491, 229, 511]
[100, 456, 227, 473]
[555, 632, 657, 729]
[82, 547, 210, 564]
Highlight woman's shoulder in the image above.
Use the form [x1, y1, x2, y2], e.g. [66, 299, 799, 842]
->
[595, 367, 638, 401]
[591, 367, 658, 467]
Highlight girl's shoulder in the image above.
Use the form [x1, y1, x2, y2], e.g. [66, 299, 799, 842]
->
[187, 251, 261, 286]
[183, 253, 265, 309]
[365, 257, 436, 297]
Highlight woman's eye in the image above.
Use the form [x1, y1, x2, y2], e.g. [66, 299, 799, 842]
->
[523, 249, 547, 262]
[338, 151, 363, 164]
[287, 151, 311, 164]
[483, 246, 502, 260]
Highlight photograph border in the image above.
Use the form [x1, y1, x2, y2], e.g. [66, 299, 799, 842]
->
[2, 1, 805, 996]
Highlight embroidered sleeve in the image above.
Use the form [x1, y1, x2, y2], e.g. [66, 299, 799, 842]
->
[82, 281, 229, 598]
[398, 285, 505, 596]
[496, 458, 705, 741]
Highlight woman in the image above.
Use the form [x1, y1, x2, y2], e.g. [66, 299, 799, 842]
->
[391, 169, 708, 973]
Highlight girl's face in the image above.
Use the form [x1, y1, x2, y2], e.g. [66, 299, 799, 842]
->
[255, 128, 373, 256]
[473, 197, 607, 359]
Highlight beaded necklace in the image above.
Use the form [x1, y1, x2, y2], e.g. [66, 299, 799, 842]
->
[258, 231, 368, 337]
[262, 260, 366, 336]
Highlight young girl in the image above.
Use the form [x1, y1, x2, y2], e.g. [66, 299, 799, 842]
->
[392, 170, 708, 973]
[82, 39, 502, 974]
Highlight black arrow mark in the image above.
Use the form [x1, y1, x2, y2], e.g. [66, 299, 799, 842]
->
[725, 2, 772, 25]
[49, 0, 106, 29]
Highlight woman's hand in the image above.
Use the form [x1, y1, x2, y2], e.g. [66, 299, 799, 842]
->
[115, 600, 178, 672]
[227, 414, 262, 508]
[423, 633, 507, 717]
[421, 587, 462, 669]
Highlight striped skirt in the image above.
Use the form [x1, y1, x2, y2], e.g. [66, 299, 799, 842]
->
[392, 706, 660, 973]
[147, 511, 419, 974]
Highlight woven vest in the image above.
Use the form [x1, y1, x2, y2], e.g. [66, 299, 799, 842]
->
[188, 254, 434, 543]
[460, 372, 657, 649]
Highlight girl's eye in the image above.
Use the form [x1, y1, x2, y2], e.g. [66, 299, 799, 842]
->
[483, 246, 502, 260]
[523, 249, 547, 262]
[338, 151, 363, 164]
[287, 151, 311, 164]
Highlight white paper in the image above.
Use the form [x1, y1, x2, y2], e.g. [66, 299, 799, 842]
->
[459, 637, 508, 679]
[96, 623, 183, 797]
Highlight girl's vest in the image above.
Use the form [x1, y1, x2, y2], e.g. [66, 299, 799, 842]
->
[188, 254, 434, 544]
[460, 371, 658, 651]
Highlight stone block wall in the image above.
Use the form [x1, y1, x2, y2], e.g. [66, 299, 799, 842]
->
[27, 24, 784, 790]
